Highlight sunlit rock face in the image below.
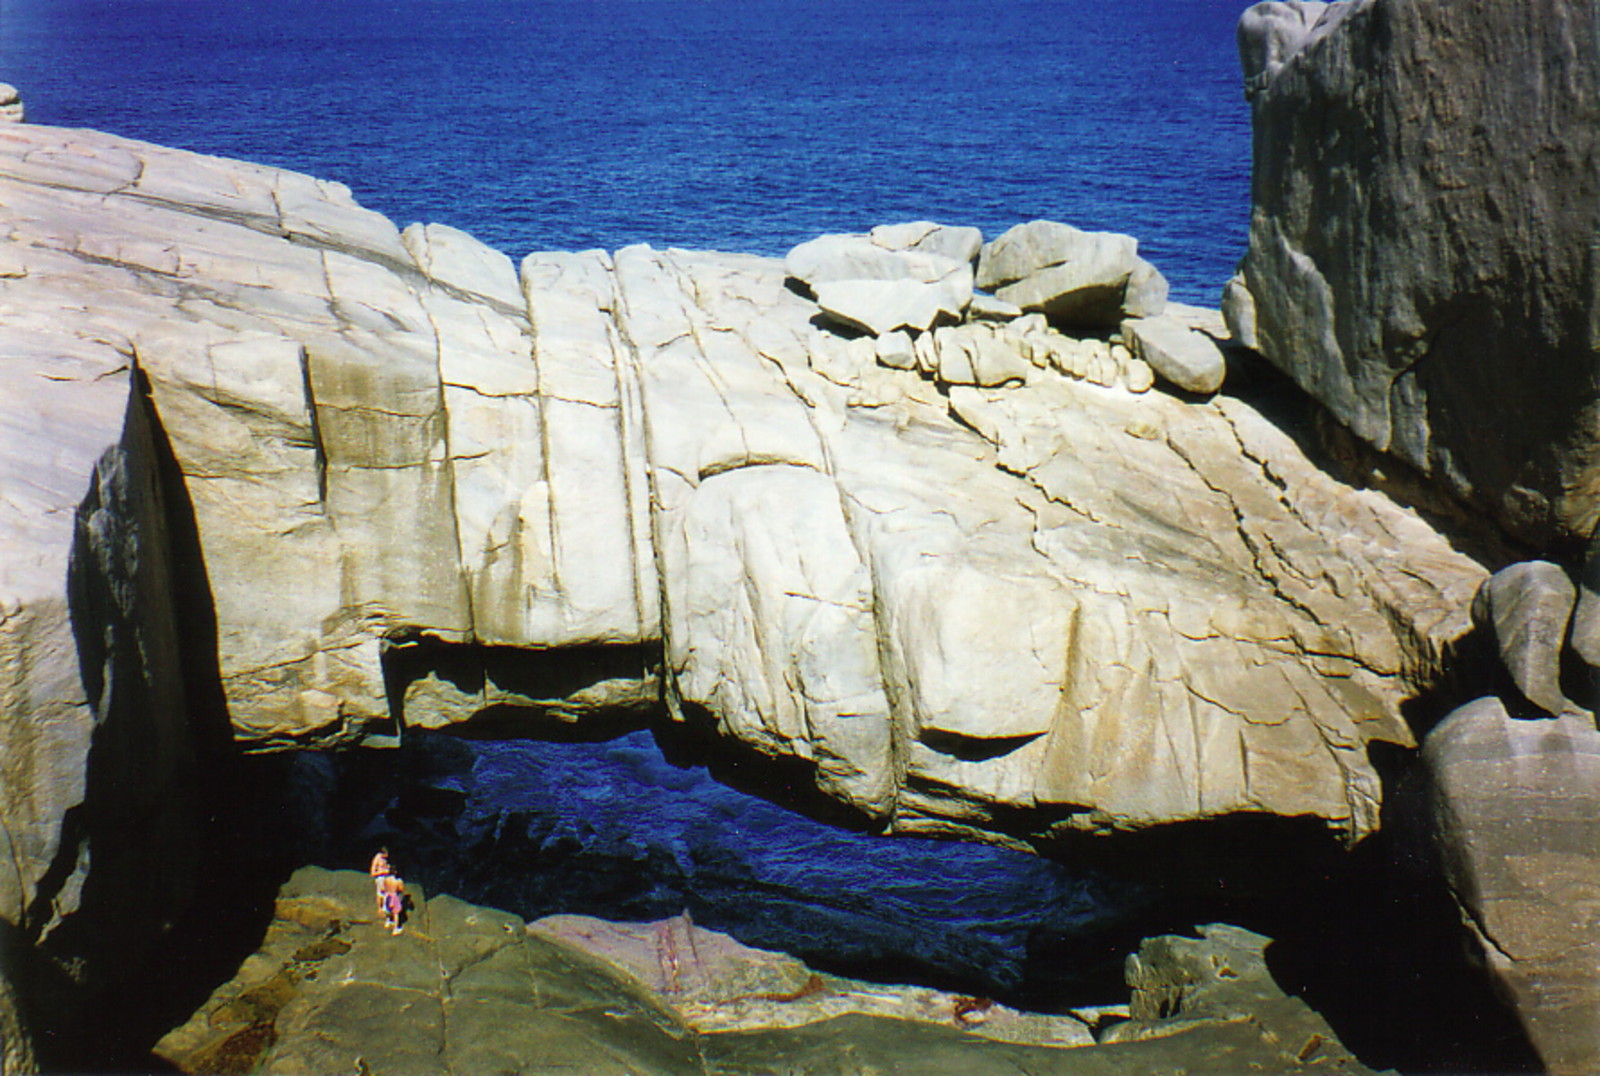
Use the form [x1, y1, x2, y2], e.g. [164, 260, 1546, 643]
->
[1231, 0, 1600, 550]
[0, 120, 1487, 868]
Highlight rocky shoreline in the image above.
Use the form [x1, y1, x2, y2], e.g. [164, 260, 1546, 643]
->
[154, 867, 1375, 1076]
[3, 1, 1600, 1071]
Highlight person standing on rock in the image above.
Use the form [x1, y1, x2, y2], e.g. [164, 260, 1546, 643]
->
[369, 847, 392, 917]
[380, 873, 407, 935]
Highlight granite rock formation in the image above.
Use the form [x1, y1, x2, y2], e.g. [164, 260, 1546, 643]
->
[0, 111, 1494, 919]
[1231, 0, 1600, 549]
[154, 867, 1377, 1076]
[1423, 551, 1598, 1074]
[784, 227, 975, 335]
[0, 85, 21, 124]
[0, 121, 1490, 875]
[975, 220, 1168, 327]
[1121, 312, 1229, 395]
[1471, 560, 1586, 719]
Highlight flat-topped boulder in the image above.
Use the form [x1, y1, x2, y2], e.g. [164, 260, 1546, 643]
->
[785, 227, 976, 333]
[976, 220, 1168, 327]
[1121, 313, 1228, 395]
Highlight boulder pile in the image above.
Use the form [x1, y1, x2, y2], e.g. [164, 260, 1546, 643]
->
[788, 220, 1234, 398]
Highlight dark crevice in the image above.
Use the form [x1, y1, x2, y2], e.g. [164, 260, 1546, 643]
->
[917, 729, 1043, 763]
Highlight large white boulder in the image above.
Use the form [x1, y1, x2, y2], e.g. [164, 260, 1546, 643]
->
[977, 220, 1167, 326]
[786, 228, 976, 336]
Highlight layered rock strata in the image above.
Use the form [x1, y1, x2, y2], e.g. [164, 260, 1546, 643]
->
[0, 119, 1488, 889]
[1231, 0, 1600, 549]
[154, 867, 1377, 1076]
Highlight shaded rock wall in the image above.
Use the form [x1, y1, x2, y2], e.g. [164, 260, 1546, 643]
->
[1424, 702, 1600, 1076]
[1233, 0, 1600, 550]
[0, 345, 205, 1038]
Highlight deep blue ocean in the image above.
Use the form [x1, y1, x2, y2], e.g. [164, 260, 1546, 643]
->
[0, 0, 1252, 303]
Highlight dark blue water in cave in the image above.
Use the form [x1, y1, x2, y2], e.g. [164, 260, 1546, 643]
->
[324, 729, 1152, 1004]
[0, 0, 1252, 304]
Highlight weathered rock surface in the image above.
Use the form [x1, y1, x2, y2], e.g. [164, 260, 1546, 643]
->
[1574, 538, 1600, 678]
[154, 868, 1377, 1075]
[785, 229, 974, 334]
[1109, 922, 1364, 1068]
[1121, 313, 1227, 394]
[0, 85, 20, 124]
[976, 220, 1167, 327]
[1422, 699, 1600, 1076]
[0, 121, 1490, 864]
[531, 912, 1096, 1047]
[1471, 561, 1586, 719]
[1233, 0, 1600, 549]
[812, 273, 969, 336]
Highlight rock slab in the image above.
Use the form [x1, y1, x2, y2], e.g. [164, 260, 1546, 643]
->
[0, 122, 1491, 858]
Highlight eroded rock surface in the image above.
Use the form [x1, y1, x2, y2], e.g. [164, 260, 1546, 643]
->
[1233, 0, 1600, 548]
[154, 868, 1377, 1076]
[1423, 700, 1600, 1076]
[0, 122, 1489, 863]
[1471, 561, 1586, 719]
[976, 220, 1167, 327]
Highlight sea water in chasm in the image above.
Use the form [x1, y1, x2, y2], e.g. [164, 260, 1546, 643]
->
[293, 728, 1156, 1008]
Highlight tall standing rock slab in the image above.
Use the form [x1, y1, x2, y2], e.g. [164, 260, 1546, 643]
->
[1234, 0, 1600, 548]
[1423, 699, 1600, 1076]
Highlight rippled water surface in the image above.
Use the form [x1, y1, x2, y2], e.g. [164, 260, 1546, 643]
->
[0, 0, 1253, 302]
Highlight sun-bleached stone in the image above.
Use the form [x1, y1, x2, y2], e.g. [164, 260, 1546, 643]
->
[976, 220, 1163, 327]
[1, 122, 1488, 860]
[0, 83, 22, 123]
[1121, 315, 1227, 395]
